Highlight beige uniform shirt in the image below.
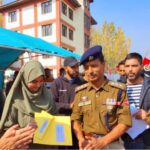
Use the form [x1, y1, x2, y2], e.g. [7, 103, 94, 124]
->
[71, 79, 132, 135]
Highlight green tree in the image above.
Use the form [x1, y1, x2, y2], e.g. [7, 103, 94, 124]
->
[91, 22, 131, 73]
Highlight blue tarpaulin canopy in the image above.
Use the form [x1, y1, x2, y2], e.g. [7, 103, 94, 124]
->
[0, 27, 81, 89]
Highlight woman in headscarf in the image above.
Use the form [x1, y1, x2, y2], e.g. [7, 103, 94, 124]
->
[0, 60, 57, 149]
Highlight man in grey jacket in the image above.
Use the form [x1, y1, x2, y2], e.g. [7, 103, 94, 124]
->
[51, 56, 84, 115]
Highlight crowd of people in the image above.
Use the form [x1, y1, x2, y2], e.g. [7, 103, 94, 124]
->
[0, 45, 150, 149]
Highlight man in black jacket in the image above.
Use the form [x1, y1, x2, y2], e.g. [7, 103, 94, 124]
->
[51, 56, 84, 115]
[122, 52, 150, 149]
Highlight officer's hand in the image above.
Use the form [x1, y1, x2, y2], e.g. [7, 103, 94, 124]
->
[134, 109, 147, 120]
[78, 137, 89, 150]
[84, 136, 107, 150]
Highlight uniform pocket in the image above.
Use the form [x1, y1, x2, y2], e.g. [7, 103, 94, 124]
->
[107, 113, 118, 129]
[100, 107, 118, 130]
[82, 105, 92, 126]
[82, 104, 92, 113]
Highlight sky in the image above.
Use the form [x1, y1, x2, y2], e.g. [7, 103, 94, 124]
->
[4, 0, 14, 4]
[3, 0, 150, 57]
[90, 0, 150, 57]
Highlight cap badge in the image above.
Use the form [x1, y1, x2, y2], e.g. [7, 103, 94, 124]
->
[89, 56, 94, 61]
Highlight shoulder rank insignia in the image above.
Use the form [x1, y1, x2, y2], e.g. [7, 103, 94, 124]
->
[75, 83, 89, 92]
[108, 81, 126, 90]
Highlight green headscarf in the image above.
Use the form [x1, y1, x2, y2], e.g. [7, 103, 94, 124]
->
[0, 60, 56, 131]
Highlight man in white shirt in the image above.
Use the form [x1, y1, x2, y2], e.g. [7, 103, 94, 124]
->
[123, 52, 150, 149]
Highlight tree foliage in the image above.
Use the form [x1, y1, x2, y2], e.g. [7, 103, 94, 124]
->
[91, 22, 131, 73]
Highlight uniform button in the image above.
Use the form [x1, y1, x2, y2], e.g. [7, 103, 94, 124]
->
[96, 94, 99, 98]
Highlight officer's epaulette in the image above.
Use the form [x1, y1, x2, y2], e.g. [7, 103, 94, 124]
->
[108, 81, 126, 90]
[75, 83, 89, 92]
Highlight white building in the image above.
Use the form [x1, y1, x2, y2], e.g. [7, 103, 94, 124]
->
[0, 0, 96, 77]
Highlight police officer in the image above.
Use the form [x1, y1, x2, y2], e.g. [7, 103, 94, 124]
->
[71, 45, 132, 149]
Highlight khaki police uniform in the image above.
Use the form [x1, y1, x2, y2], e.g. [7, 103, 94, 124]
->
[71, 79, 132, 149]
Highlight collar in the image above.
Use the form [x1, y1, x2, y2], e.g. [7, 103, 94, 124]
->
[127, 76, 144, 85]
[87, 79, 109, 92]
[61, 76, 80, 84]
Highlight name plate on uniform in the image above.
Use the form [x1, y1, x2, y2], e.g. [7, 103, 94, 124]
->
[78, 100, 91, 106]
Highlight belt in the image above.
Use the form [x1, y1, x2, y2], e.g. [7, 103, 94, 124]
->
[93, 134, 104, 138]
[91, 133, 119, 142]
[83, 132, 104, 137]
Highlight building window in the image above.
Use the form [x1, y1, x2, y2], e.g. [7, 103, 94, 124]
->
[8, 11, 17, 22]
[69, 8, 73, 20]
[62, 2, 67, 16]
[84, 34, 90, 48]
[41, 0, 52, 14]
[62, 24, 67, 37]
[84, 14, 90, 29]
[42, 24, 52, 36]
[69, 29, 73, 40]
